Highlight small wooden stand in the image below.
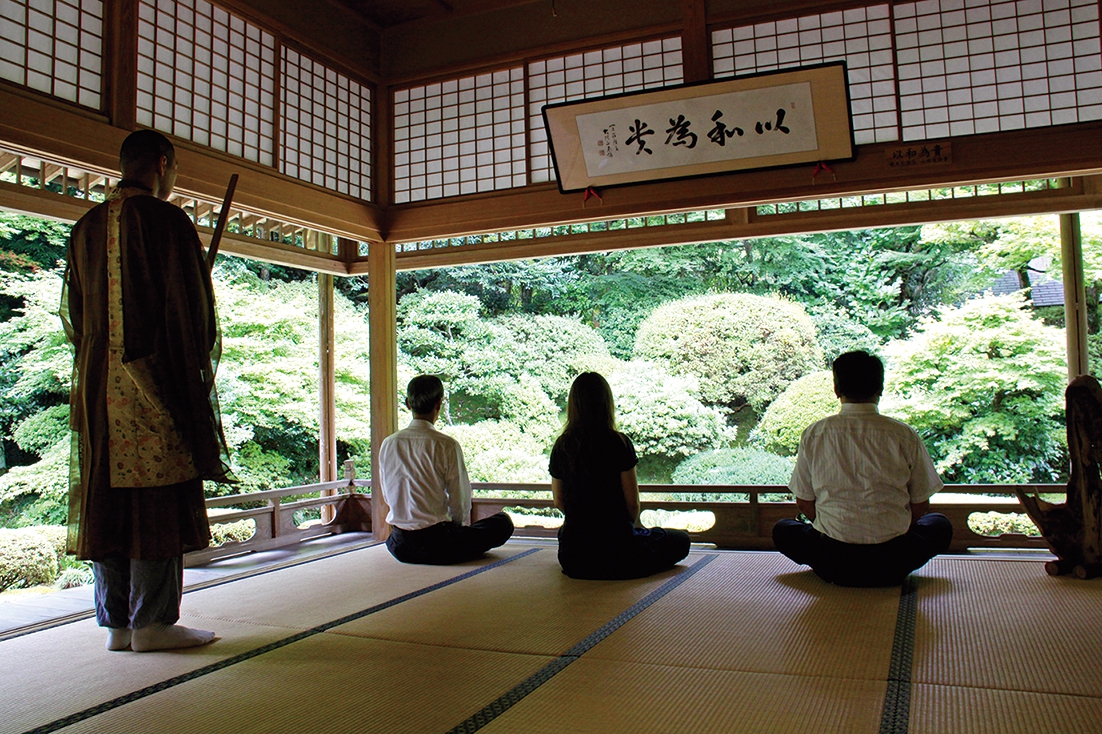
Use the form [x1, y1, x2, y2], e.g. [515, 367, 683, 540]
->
[1017, 375, 1102, 578]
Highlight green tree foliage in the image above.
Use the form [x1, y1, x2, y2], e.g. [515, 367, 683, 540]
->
[607, 361, 726, 482]
[807, 303, 883, 364]
[634, 293, 823, 414]
[883, 293, 1067, 483]
[753, 371, 837, 456]
[487, 314, 615, 405]
[445, 420, 548, 483]
[0, 213, 70, 273]
[398, 259, 574, 315]
[0, 268, 71, 476]
[214, 261, 372, 492]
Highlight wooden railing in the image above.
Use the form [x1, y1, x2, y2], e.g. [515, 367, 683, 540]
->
[188, 475, 1060, 565]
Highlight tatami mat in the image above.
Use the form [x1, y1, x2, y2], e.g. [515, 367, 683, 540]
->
[909, 683, 1102, 734]
[45, 635, 553, 734]
[912, 557, 1102, 697]
[583, 552, 901, 680]
[183, 542, 524, 631]
[329, 546, 693, 656]
[0, 616, 293, 734]
[5, 547, 1101, 734]
[477, 658, 888, 734]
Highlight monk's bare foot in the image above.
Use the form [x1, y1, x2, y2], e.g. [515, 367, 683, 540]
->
[131, 624, 217, 652]
[106, 628, 132, 651]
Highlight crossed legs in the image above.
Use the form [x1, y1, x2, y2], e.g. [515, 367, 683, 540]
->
[773, 513, 954, 587]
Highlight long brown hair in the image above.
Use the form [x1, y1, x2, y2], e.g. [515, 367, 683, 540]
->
[557, 373, 619, 471]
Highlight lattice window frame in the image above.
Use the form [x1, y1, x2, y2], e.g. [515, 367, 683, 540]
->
[281, 46, 373, 201]
[136, 0, 277, 166]
[528, 36, 685, 183]
[393, 67, 527, 204]
[711, 4, 897, 145]
[894, 0, 1102, 140]
[0, 0, 103, 110]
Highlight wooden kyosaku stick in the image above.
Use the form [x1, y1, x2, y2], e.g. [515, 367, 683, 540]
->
[206, 173, 238, 270]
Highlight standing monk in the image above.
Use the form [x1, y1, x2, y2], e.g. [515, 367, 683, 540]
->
[60, 130, 233, 652]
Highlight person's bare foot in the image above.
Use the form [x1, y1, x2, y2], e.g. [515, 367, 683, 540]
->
[131, 624, 217, 652]
[106, 628, 132, 651]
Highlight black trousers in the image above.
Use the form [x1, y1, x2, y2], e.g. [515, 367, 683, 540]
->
[772, 513, 954, 587]
[386, 513, 514, 565]
[558, 526, 692, 580]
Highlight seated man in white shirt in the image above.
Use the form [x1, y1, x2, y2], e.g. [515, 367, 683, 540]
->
[773, 350, 953, 587]
[380, 375, 514, 564]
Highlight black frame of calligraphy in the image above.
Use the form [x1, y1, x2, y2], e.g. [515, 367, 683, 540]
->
[542, 61, 855, 194]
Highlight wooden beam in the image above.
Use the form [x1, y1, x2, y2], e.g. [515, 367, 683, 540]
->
[1062, 202, 1090, 380]
[383, 122, 1102, 243]
[382, 175, 1102, 270]
[680, 0, 710, 83]
[0, 86, 385, 243]
[103, 0, 138, 130]
[200, 229, 350, 275]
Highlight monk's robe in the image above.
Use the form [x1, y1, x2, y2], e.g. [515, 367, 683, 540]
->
[61, 184, 233, 561]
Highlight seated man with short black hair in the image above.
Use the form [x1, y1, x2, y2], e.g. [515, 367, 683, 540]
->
[379, 375, 514, 564]
[773, 350, 953, 587]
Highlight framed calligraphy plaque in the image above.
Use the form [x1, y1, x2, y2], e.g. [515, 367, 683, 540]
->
[543, 62, 854, 193]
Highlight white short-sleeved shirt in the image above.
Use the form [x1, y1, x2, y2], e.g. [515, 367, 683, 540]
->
[379, 419, 472, 531]
[788, 402, 943, 544]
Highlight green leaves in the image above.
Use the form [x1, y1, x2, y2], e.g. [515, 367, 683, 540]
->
[884, 293, 1067, 482]
[634, 293, 823, 413]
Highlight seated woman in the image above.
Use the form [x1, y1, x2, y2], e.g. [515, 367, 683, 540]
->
[549, 372, 691, 580]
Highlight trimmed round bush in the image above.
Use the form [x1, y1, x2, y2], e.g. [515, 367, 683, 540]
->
[210, 519, 257, 546]
[754, 371, 837, 456]
[0, 528, 58, 592]
[673, 447, 795, 486]
[967, 512, 1040, 537]
[634, 293, 823, 413]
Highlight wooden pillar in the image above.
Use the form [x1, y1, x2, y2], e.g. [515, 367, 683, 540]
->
[680, 0, 710, 84]
[1061, 206, 1089, 379]
[103, 0, 138, 130]
[369, 240, 398, 540]
[318, 271, 338, 521]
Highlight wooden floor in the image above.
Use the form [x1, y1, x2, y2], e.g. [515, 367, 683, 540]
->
[2, 541, 1101, 734]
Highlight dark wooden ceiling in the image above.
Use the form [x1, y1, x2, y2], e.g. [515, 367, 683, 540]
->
[334, 0, 542, 29]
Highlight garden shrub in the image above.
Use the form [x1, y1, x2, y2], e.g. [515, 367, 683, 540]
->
[807, 303, 883, 365]
[671, 447, 794, 501]
[753, 371, 837, 456]
[634, 292, 823, 413]
[884, 293, 1067, 483]
[209, 519, 257, 546]
[608, 361, 726, 482]
[0, 527, 58, 592]
[967, 511, 1040, 537]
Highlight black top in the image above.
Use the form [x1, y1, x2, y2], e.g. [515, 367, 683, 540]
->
[549, 430, 638, 538]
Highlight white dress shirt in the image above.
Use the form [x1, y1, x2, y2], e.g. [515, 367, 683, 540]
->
[379, 418, 472, 531]
[788, 402, 943, 544]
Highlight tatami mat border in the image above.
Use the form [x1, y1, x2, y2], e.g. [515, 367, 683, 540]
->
[880, 575, 918, 734]
[445, 553, 719, 734]
[20, 548, 540, 734]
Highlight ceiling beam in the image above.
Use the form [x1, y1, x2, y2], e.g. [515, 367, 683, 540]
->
[382, 121, 1102, 244]
[371, 174, 1102, 272]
